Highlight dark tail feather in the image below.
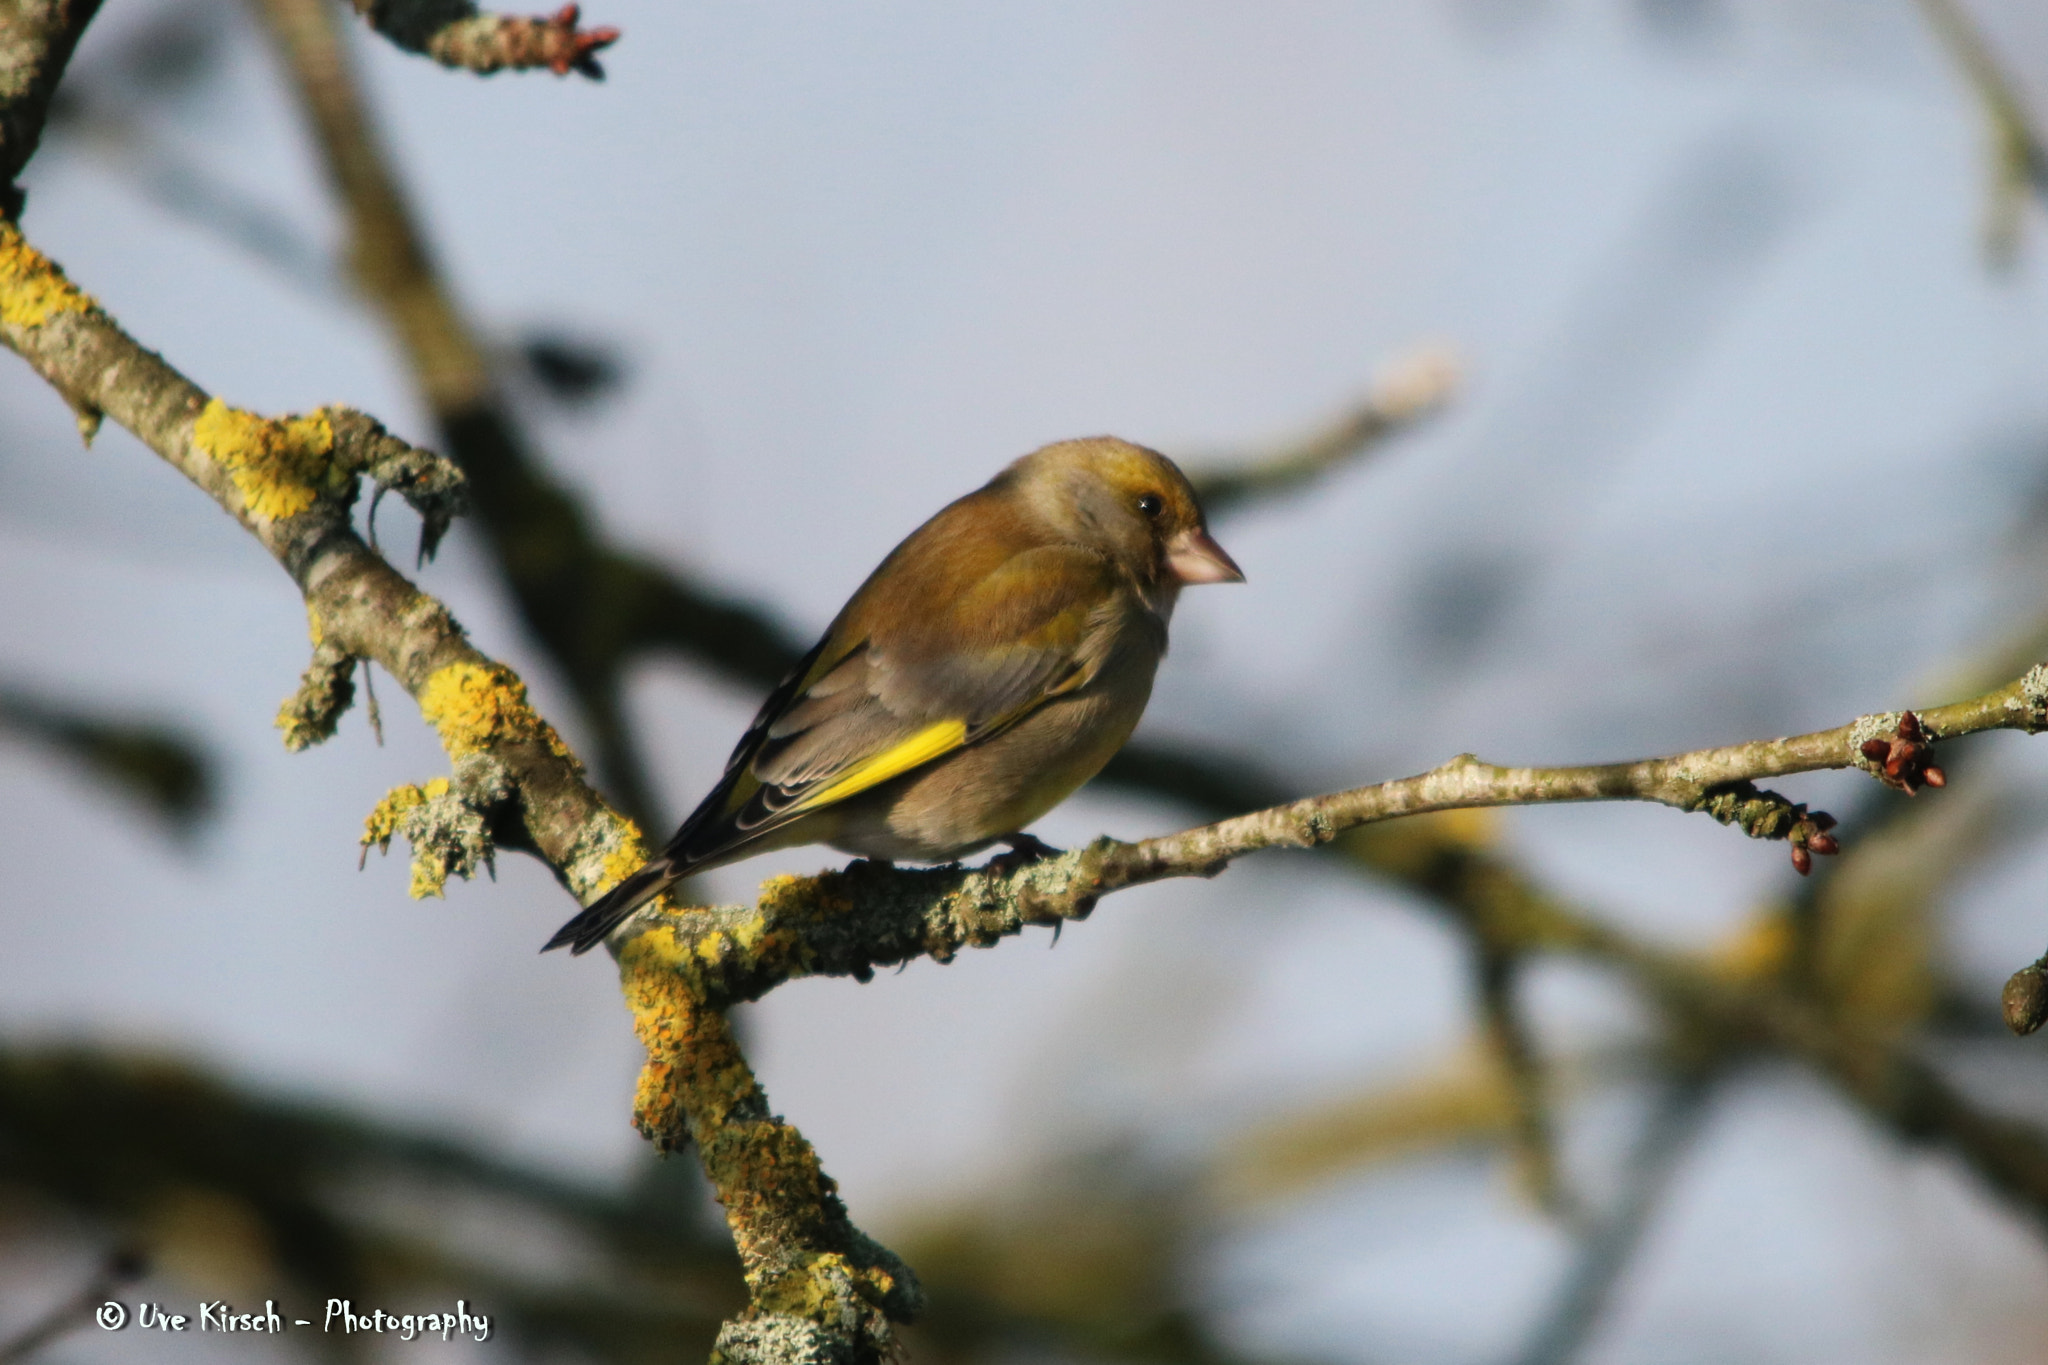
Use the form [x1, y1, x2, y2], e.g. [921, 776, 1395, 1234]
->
[542, 859, 680, 955]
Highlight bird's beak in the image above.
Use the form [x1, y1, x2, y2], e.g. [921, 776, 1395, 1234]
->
[1166, 526, 1245, 585]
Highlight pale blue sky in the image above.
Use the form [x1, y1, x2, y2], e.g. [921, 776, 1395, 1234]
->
[7, 2, 2048, 1359]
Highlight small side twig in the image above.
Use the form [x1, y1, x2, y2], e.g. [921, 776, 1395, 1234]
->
[1191, 345, 1459, 515]
[1913, 0, 2048, 262]
[1508, 1082, 1711, 1365]
[347, 0, 619, 78]
[1473, 939, 1573, 1218]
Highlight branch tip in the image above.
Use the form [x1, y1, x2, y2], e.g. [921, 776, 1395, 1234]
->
[2004, 958, 2048, 1036]
[1854, 710, 1946, 794]
[276, 639, 357, 752]
[354, 0, 621, 79]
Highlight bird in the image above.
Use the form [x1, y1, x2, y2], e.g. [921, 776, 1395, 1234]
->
[543, 436, 1244, 955]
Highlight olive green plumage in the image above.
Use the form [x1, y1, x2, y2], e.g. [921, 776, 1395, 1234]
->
[544, 436, 1243, 955]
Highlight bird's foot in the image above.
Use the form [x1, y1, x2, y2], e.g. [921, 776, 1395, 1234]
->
[986, 832, 1061, 878]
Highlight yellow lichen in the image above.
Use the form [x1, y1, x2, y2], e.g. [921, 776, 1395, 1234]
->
[360, 778, 448, 855]
[191, 400, 339, 522]
[756, 1251, 860, 1318]
[0, 222, 93, 330]
[599, 837, 651, 894]
[306, 603, 325, 646]
[417, 660, 568, 759]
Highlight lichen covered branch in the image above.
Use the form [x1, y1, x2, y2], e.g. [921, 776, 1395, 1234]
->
[0, 218, 908, 1357]
[345, 0, 619, 78]
[611, 672, 2048, 1016]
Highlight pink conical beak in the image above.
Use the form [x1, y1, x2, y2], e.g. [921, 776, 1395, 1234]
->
[1166, 526, 1245, 585]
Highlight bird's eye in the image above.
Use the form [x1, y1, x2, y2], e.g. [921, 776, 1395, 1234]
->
[1136, 493, 1164, 518]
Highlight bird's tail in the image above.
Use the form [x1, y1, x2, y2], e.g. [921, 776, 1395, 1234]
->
[541, 858, 681, 955]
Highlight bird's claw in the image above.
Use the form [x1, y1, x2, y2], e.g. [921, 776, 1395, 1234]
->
[987, 832, 1060, 877]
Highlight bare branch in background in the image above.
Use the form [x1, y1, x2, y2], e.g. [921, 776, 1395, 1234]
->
[1510, 1081, 1713, 1365]
[0, 1046, 743, 1358]
[1914, 0, 2048, 263]
[0, 1244, 144, 1365]
[0, 687, 216, 837]
[1473, 937, 1573, 1218]
[1190, 345, 1459, 515]
[347, 0, 617, 78]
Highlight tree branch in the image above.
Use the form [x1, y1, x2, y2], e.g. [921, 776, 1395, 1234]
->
[0, 0, 102, 215]
[0, 217, 913, 1361]
[620, 676, 2040, 1011]
[345, 0, 617, 78]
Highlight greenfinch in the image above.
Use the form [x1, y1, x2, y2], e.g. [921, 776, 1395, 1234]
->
[543, 436, 1243, 955]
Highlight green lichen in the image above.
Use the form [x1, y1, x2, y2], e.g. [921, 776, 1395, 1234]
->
[358, 755, 506, 898]
[276, 640, 357, 752]
[709, 1316, 850, 1365]
[1689, 781, 1807, 842]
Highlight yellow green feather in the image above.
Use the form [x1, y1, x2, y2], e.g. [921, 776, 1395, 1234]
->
[788, 718, 969, 813]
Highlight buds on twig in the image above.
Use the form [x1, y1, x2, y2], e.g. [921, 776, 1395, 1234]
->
[1859, 711, 1947, 794]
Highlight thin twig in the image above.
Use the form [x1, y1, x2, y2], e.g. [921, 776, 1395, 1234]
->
[0, 1247, 145, 1365]
[347, 0, 618, 78]
[1191, 345, 1459, 515]
[1474, 940, 1573, 1219]
[1509, 1081, 1712, 1365]
[1914, 0, 2048, 261]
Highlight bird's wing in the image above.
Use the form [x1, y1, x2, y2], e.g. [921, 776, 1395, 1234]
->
[663, 544, 1124, 868]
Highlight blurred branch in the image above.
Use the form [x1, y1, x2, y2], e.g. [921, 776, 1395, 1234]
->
[50, 99, 340, 299]
[898, 1150, 1298, 1365]
[0, 686, 217, 837]
[1190, 345, 1458, 516]
[1914, 0, 2048, 262]
[1473, 938, 1572, 1217]
[0, 1045, 739, 1360]
[0, 0, 102, 215]
[1510, 1080, 1712, 1365]
[345, 0, 617, 78]
[0, 1245, 143, 1365]
[1212, 1045, 1546, 1205]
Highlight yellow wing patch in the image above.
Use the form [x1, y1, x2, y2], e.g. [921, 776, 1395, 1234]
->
[789, 718, 968, 813]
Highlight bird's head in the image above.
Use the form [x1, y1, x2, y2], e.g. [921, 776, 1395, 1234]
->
[1005, 437, 1244, 597]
